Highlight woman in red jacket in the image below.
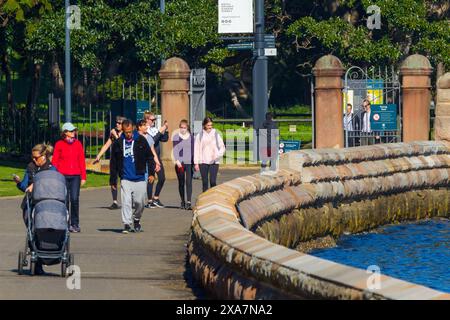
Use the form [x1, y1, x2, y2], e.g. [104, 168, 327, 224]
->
[52, 122, 87, 233]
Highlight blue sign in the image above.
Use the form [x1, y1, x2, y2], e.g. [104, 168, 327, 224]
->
[370, 104, 398, 131]
[279, 140, 301, 154]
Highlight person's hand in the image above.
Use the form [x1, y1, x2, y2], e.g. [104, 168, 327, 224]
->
[176, 160, 182, 168]
[148, 175, 155, 183]
[81, 180, 86, 187]
[195, 164, 200, 172]
[155, 163, 161, 172]
[93, 155, 100, 164]
[111, 184, 117, 191]
[25, 184, 33, 193]
[13, 175, 20, 183]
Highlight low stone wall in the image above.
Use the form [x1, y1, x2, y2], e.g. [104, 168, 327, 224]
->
[188, 141, 450, 300]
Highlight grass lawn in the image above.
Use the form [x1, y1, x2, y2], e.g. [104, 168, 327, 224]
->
[0, 161, 110, 197]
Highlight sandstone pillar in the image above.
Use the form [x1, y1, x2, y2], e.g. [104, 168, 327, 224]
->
[159, 57, 191, 179]
[312, 55, 345, 148]
[400, 54, 433, 142]
[435, 72, 450, 143]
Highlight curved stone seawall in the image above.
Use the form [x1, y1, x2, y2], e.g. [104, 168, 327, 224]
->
[188, 142, 450, 300]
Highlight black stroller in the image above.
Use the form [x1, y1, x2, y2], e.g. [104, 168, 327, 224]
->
[17, 170, 74, 277]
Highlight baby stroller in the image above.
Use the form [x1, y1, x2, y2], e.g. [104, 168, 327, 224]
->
[17, 170, 74, 277]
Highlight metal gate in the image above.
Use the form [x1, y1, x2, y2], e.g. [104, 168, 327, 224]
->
[343, 66, 401, 147]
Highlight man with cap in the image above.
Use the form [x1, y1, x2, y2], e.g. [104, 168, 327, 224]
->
[52, 122, 87, 233]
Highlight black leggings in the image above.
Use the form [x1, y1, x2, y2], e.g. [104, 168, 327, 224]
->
[111, 185, 118, 202]
[147, 161, 166, 199]
[199, 164, 219, 192]
[175, 164, 192, 203]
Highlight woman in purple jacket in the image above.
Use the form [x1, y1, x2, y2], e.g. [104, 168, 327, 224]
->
[172, 119, 195, 210]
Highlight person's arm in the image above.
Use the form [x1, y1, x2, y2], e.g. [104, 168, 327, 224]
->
[78, 141, 87, 183]
[94, 138, 113, 163]
[143, 138, 156, 180]
[172, 135, 182, 167]
[16, 169, 29, 192]
[109, 141, 118, 186]
[51, 141, 60, 170]
[194, 134, 201, 170]
[217, 132, 226, 158]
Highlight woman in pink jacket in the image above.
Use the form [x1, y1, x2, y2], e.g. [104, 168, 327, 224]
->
[194, 117, 226, 192]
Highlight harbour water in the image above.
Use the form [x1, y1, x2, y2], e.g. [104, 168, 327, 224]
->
[310, 218, 450, 293]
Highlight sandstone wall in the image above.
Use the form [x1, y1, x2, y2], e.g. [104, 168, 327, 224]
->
[188, 141, 450, 300]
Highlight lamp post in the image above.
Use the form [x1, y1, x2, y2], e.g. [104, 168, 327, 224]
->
[252, 0, 268, 162]
[64, 0, 72, 122]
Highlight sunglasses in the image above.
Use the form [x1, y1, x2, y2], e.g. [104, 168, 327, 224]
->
[116, 122, 123, 125]
[32, 155, 43, 161]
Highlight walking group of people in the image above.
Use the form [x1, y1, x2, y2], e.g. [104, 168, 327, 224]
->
[13, 112, 226, 235]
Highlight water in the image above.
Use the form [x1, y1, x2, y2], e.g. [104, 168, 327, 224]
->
[310, 218, 450, 293]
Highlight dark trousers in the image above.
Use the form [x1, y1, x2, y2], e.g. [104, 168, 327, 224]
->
[175, 164, 193, 203]
[199, 164, 219, 192]
[147, 161, 165, 199]
[65, 175, 81, 226]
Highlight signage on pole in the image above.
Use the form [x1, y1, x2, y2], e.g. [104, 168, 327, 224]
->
[218, 0, 254, 34]
[370, 104, 397, 131]
[226, 42, 254, 50]
[264, 34, 275, 48]
[279, 140, 301, 154]
[264, 48, 277, 56]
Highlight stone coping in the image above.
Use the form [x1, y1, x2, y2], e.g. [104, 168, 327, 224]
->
[189, 142, 450, 300]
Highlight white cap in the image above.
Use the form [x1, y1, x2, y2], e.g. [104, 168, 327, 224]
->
[61, 122, 77, 132]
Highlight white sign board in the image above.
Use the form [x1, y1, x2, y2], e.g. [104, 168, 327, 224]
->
[218, 0, 253, 34]
[264, 48, 277, 56]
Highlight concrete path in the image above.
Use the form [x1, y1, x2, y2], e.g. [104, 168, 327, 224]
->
[0, 169, 257, 299]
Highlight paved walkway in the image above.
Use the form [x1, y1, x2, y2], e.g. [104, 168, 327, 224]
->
[0, 169, 257, 299]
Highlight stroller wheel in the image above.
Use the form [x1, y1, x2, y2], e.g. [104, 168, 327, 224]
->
[30, 260, 36, 276]
[61, 261, 67, 277]
[17, 252, 25, 275]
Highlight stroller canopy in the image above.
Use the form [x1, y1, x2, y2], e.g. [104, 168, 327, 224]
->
[32, 170, 66, 203]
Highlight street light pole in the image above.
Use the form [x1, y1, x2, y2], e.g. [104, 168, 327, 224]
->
[65, 0, 72, 123]
[252, 0, 268, 162]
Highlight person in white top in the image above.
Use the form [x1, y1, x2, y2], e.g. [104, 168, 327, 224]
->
[360, 99, 375, 145]
[194, 117, 226, 192]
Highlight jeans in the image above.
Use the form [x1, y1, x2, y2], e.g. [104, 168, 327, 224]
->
[199, 164, 219, 192]
[65, 175, 81, 227]
[175, 164, 192, 203]
[147, 161, 165, 199]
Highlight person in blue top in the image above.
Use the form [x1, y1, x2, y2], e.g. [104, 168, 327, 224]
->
[13, 143, 56, 275]
[110, 120, 156, 234]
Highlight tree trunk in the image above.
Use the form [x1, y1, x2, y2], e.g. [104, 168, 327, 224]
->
[436, 62, 445, 81]
[1, 53, 16, 117]
[51, 55, 64, 97]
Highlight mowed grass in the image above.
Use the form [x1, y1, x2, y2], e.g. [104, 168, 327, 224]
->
[0, 160, 110, 197]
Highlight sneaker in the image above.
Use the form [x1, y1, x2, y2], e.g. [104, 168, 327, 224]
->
[109, 202, 120, 210]
[35, 261, 45, 275]
[153, 199, 165, 208]
[69, 225, 77, 233]
[145, 200, 155, 209]
[73, 225, 81, 233]
[180, 201, 186, 210]
[122, 224, 132, 234]
[133, 220, 142, 232]
[185, 202, 192, 211]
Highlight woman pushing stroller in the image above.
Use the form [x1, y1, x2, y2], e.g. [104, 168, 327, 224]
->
[13, 143, 56, 274]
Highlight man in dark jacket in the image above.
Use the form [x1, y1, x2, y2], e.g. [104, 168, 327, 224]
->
[259, 112, 279, 173]
[110, 120, 156, 233]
